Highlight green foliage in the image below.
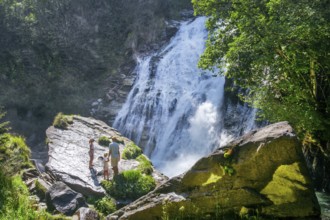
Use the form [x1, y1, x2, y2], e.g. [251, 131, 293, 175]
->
[0, 110, 10, 135]
[0, 171, 58, 220]
[193, 0, 330, 146]
[101, 170, 156, 200]
[52, 112, 73, 130]
[98, 136, 110, 147]
[223, 165, 235, 176]
[94, 196, 116, 216]
[86, 196, 98, 205]
[122, 142, 142, 160]
[0, 133, 32, 175]
[0, 0, 192, 144]
[0, 114, 66, 219]
[137, 154, 153, 175]
[222, 148, 236, 176]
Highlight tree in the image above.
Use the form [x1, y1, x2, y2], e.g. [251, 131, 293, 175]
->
[193, 0, 330, 190]
[0, 110, 9, 136]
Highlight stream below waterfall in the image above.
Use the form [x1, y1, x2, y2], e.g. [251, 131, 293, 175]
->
[113, 17, 257, 177]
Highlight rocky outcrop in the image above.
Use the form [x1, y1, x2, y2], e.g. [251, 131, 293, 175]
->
[46, 181, 87, 216]
[107, 122, 320, 219]
[46, 115, 167, 197]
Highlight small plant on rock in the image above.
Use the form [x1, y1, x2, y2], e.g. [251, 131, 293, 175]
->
[222, 147, 236, 176]
[137, 154, 153, 175]
[98, 136, 110, 147]
[101, 170, 156, 200]
[94, 196, 116, 216]
[122, 142, 142, 159]
[53, 112, 73, 129]
[224, 165, 235, 176]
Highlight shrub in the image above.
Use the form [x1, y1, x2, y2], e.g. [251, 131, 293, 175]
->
[53, 112, 73, 129]
[0, 110, 9, 135]
[0, 134, 32, 174]
[98, 136, 110, 147]
[122, 142, 142, 159]
[0, 172, 57, 220]
[101, 170, 156, 200]
[0, 119, 66, 220]
[224, 165, 235, 176]
[137, 155, 153, 175]
[94, 196, 116, 216]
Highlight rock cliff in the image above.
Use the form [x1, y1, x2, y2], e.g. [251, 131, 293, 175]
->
[45, 116, 167, 198]
[107, 122, 320, 219]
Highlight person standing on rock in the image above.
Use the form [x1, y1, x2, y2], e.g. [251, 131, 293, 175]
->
[89, 138, 95, 169]
[103, 153, 110, 180]
[108, 136, 120, 176]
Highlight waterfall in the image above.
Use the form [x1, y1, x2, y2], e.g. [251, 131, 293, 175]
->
[114, 17, 256, 177]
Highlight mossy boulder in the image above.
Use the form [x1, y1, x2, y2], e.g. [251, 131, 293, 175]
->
[107, 122, 320, 219]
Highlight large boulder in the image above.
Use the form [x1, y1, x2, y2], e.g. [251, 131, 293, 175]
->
[46, 115, 167, 197]
[107, 122, 320, 219]
[46, 181, 87, 216]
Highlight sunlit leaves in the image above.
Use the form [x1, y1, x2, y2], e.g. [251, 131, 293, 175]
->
[193, 0, 330, 141]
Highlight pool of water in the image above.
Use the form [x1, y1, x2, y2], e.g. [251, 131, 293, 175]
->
[317, 192, 330, 220]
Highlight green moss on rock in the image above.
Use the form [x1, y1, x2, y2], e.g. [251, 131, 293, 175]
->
[98, 136, 110, 147]
[137, 154, 153, 175]
[53, 112, 73, 130]
[260, 162, 319, 217]
[122, 142, 142, 160]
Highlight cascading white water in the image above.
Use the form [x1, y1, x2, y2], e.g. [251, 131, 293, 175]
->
[114, 17, 256, 177]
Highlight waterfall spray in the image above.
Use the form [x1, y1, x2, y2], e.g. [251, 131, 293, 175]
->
[114, 17, 256, 177]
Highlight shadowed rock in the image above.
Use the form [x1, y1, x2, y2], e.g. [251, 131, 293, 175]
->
[46, 181, 87, 216]
[107, 122, 320, 219]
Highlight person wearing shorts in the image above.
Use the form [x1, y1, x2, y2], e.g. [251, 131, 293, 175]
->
[108, 136, 120, 176]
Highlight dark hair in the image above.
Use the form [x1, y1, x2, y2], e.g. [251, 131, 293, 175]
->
[89, 138, 95, 143]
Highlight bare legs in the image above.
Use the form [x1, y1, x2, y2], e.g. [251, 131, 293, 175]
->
[104, 170, 109, 180]
[89, 154, 94, 169]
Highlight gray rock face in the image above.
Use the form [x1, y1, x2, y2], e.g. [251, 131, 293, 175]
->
[46, 115, 167, 197]
[107, 122, 320, 220]
[73, 207, 100, 220]
[46, 181, 87, 216]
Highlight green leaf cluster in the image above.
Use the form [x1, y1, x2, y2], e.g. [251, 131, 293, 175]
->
[0, 110, 67, 219]
[98, 136, 110, 147]
[0, 133, 32, 175]
[193, 0, 330, 146]
[94, 196, 116, 216]
[137, 154, 154, 175]
[122, 142, 142, 159]
[101, 170, 156, 200]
